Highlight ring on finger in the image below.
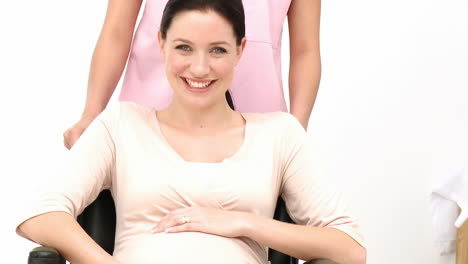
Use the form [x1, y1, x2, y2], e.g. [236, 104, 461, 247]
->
[181, 215, 190, 224]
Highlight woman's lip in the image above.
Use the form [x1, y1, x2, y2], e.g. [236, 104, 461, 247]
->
[182, 77, 215, 83]
[182, 78, 217, 93]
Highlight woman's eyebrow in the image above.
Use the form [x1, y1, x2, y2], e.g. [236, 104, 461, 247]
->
[173, 38, 192, 43]
[210, 41, 231, 47]
[173, 38, 232, 47]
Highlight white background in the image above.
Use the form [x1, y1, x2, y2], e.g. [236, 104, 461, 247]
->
[1, 0, 467, 263]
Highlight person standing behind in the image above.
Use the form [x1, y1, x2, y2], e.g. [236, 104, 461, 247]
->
[63, 0, 321, 149]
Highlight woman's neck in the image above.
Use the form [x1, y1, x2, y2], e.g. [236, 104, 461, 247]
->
[157, 100, 243, 132]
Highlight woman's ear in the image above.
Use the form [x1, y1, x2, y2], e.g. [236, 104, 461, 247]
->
[237, 37, 246, 56]
[158, 31, 165, 57]
[235, 37, 247, 65]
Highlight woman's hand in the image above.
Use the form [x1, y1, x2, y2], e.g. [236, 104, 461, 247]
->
[151, 207, 251, 238]
[63, 116, 95, 149]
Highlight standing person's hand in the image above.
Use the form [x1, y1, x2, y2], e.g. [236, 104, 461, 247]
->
[63, 117, 95, 149]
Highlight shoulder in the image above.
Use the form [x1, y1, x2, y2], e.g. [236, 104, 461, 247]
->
[118, 101, 154, 115]
[243, 111, 305, 137]
[100, 101, 153, 119]
[97, 102, 155, 129]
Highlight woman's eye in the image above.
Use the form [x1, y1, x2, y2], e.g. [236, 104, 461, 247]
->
[212, 47, 227, 54]
[176, 45, 191, 52]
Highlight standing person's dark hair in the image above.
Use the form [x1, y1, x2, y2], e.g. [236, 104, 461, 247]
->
[160, 0, 245, 46]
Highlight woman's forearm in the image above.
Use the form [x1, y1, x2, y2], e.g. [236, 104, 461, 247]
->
[17, 212, 118, 264]
[242, 214, 366, 264]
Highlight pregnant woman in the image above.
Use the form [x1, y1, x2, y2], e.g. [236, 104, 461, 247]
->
[18, 1, 366, 263]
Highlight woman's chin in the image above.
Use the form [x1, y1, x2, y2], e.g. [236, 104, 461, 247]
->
[173, 96, 213, 110]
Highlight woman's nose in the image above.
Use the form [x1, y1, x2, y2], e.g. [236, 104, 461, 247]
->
[190, 53, 210, 77]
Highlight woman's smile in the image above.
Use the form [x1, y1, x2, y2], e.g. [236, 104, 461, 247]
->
[182, 77, 218, 94]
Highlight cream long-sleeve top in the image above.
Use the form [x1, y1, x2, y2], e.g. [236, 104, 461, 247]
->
[17, 102, 364, 264]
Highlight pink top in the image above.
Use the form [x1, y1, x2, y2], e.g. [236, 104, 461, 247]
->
[18, 103, 364, 264]
[119, 0, 292, 112]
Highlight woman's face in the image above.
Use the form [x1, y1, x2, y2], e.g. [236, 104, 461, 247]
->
[158, 10, 245, 109]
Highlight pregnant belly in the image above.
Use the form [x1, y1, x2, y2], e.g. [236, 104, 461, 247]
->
[113, 232, 265, 264]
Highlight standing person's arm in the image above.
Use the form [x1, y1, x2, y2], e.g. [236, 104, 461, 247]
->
[63, 0, 142, 149]
[287, 0, 321, 130]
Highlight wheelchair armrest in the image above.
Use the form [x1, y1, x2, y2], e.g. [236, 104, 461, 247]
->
[28, 246, 65, 264]
[305, 260, 338, 264]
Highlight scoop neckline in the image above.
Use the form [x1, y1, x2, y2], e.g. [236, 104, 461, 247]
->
[151, 110, 251, 165]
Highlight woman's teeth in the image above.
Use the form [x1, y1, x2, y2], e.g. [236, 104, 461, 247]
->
[186, 79, 211, 88]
